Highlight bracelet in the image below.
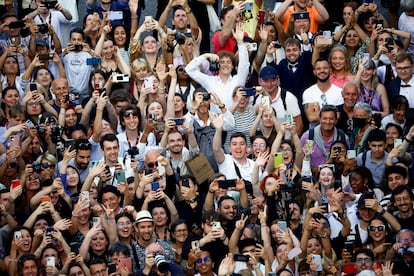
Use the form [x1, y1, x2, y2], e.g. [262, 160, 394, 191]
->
[71, 211, 79, 217]
[9, 259, 17, 262]
[189, 197, 197, 203]
[405, 136, 413, 144]
[208, 190, 214, 193]
[218, 104, 225, 109]
[186, 264, 194, 270]
[379, 209, 386, 216]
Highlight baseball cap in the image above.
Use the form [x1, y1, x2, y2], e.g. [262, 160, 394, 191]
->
[259, 66, 278, 80]
[35, 38, 49, 48]
[135, 210, 154, 224]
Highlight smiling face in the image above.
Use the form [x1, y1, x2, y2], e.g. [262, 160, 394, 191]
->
[151, 206, 168, 227]
[135, 221, 154, 242]
[320, 111, 337, 133]
[172, 223, 188, 243]
[330, 50, 346, 72]
[218, 56, 233, 76]
[342, 84, 358, 109]
[307, 238, 322, 255]
[113, 25, 127, 47]
[218, 198, 237, 221]
[122, 109, 139, 131]
[66, 167, 79, 188]
[20, 229, 32, 252]
[147, 101, 163, 121]
[91, 231, 108, 252]
[368, 219, 386, 242]
[229, 136, 247, 161]
[117, 216, 133, 239]
[35, 68, 52, 87]
[142, 36, 157, 54]
[345, 29, 360, 48]
[319, 167, 334, 187]
[313, 60, 331, 82]
[167, 132, 184, 154]
[393, 190, 413, 213]
[4, 56, 18, 74]
[285, 44, 301, 63]
[102, 40, 115, 59]
[281, 143, 294, 165]
[355, 253, 373, 272]
[343, 6, 354, 24]
[2, 88, 19, 108]
[195, 251, 213, 274]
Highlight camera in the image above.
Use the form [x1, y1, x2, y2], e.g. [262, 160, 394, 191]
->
[149, 113, 157, 121]
[32, 161, 42, 173]
[398, 245, 414, 255]
[127, 146, 139, 158]
[44, 1, 57, 9]
[36, 125, 46, 135]
[73, 44, 83, 52]
[51, 126, 64, 151]
[385, 37, 394, 52]
[209, 61, 220, 72]
[281, 181, 294, 192]
[112, 74, 130, 83]
[37, 24, 48, 34]
[175, 31, 186, 45]
[154, 253, 169, 273]
[202, 93, 211, 101]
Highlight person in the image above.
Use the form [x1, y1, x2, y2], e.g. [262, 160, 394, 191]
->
[356, 129, 388, 186]
[185, 23, 249, 111]
[56, 138, 91, 183]
[300, 105, 348, 173]
[337, 81, 360, 136]
[136, 242, 184, 275]
[398, 7, 414, 60]
[391, 186, 414, 231]
[89, 258, 109, 276]
[381, 95, 408, 132]
[350, 102, 374, 155]
[387, 229, 414, 275]
[255, 66, 303, 134]
[302, 58, 344, 126]
[130, 210, 175, 270]
[17, 253, 39, 276]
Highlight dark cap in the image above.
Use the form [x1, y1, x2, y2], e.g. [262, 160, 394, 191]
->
[357, 192, 375, 209]
[259, 66, 278, 80]
[293, 12, 310, 20]
[35, 38, 49, 48]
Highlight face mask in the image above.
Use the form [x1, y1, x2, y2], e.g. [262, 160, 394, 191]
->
[353, 117, 367, 129]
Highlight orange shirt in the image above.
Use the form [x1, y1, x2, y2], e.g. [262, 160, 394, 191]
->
[281, 6, 320, 34]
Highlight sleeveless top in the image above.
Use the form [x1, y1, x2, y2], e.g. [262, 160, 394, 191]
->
[358, 87, 382, 111]
[329, 74, 349, 88]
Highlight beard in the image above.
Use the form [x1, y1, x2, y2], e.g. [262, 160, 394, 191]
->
[317, 74, 330, 82]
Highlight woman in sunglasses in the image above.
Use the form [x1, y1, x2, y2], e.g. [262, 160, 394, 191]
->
[187, 250, 215, 276]
[364, 215, 393, 261]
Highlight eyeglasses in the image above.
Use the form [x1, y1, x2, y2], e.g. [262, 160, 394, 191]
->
[318, 164, 335, 172]
[177, 67, 185, 72]
[28, 102, 41, 106]
[196, 256, 211, 264]
[41, 163, 55, 170]
[396, 66, 412, 72]
[123, 111, 138, 118]
[175, 228, 188, 233]
[117, 221, 131, 227]
[356, 257, 372, 263]
[399, 237, 414, 243]
[253, 143, 266, 148]
[368, 225, 385, 231]
[395, 196, 410, 202]
[321, 94, 327, 106]
[92, 268, 107, 276]
[147, 161, 158, 169]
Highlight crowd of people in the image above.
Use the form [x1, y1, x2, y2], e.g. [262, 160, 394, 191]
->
[0, 0, 413, 275]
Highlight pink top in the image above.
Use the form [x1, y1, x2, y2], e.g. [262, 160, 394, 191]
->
[329, 74, 349, 88]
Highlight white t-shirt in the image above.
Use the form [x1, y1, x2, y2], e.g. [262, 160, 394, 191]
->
[218, 154, 255, 182]
[302, 83, 344, 107]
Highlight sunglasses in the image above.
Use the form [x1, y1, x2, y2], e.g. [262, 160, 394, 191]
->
[196, 256, 211, 264]
[147, 161, 158, 169]
[77, 142, 91, 150]
[41, 163, 55, 169]
[7, 162, 17, 168]
[177, 67, 185, 72]
[368, 225, 385, 231]
[123, 111, 138, 118]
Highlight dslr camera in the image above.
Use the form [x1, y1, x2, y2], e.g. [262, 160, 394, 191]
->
[175, 31, 186, 45]
[32, 161, 42, 174]
[127, 146, 139, 158]
[154, 253, 169, 273]
[209, 61, 220, 72]
[37, 24, 48, 34]
[398, 245, 414, 255]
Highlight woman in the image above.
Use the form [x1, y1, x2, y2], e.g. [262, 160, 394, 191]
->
[145, 100, 166, 143]
[170, 219, 190, 268]
[111, 24, 131, 65]
[347, 167, 383, 200]
[22, 85, 58, 124]
[138, 73, 167, 124]
[328, 46, 355, 88]
[130, 58, 152, 103]
[355, 61, 389, 117]
[0, 53, 24, 96]
[370, 28, 411, 63]
[34, 153, 57, 183]
[261, 174, 286, 221]
[95, 30, 131, 76]
[250, 104, 279, 147]
[340, 27, 370, 74]
[14, 168, 42, 216]
[333, 2, 358, 37]
[349, 102, 374, 154]
[364, 215, 393, 261]
[5, 226, 33, 276]
[326, 141, 355, 190]
[79, 226, 110, 264]
[381, 95, 408, 132]
[225, 86, 256, 152]
[83, 13, 101, 50]
[0, 86, 20, 125]
[174, 64, 197, 112]
[384, 123, 403, 153]
[115, 212, 135, 247]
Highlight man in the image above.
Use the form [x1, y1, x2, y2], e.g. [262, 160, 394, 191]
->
[50, 77, 70, 113]
[56, 138, 91, 183]
[302, 58, 344, 126]
[211, 2, 245, 53]
[186, 24, 249, 109]
[159, 0, 201, 57]
[300, 105, 348, 173]
[381, 95, 408, 131]
[357, 129, 388, 186]
[256, 66, 303, 134]
[17, 253, 39, 276]
[379, 165, 409, 210]
[274, 0, 329, 34]
[233, 238, 266, 274]
[98, 185, 123, 215]
[137, 243, 184, 275]
[130, 210, 175, 270]
[353, 249, 375, 274]
[90, 258, 108, 276]
[184, 89, 235, 171]
[28, 0, 72, 46]
[28, 38, 64, 79]
[62, 28, 93, 101]
[391, 186, 414, 231]
[99, 133, 128, 186]
[159, 125, 199, 178]
[388, 229, 414, 275]
[337, 81, 360, 136]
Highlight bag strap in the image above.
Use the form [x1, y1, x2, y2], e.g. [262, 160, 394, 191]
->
[233, 161, 242, 179]
[281, 87, 287, 111]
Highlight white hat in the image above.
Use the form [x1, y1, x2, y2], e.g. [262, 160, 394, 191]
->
[135, 210, 154, 224]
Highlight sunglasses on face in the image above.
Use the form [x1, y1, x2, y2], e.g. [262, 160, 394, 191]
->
[123, 111, 138, 118]
[147, 161, 158, 168]
[368, 225, 385, 231]
[196, 256, 211, 264]
[41, 163, 55, 169]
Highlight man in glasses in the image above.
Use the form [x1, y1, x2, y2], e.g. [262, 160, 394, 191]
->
[391, 186, 414, 231]
[89, 258, 108, 276]
[353, 248, 375, 274]
[302, 58, 343, 126]
[389, 229, 414, 275]
[139, 243, 184, 275]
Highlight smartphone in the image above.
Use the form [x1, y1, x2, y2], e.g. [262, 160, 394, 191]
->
[108, 11, 123, 21]
[46, 256, 55, 267]
[394, 138, 403, 148]
[11, 179, 20, 189]
[38, 53, 53, 61]
[249, 42, 257, 51]
[261, 96, 270, 107]
[144, 77, 153, 89]
[9, 21, 25, 29]
[212, 221, 221, 229]
[118, 257, 132, 272]
[172, 118, 185, 125]
[258, 9, 265, 24]
[26, 120, 34, 128]
[312, 254, 323, 271]
[90, 160, 99, 168]
[9, 135, 20, 148]
[323, 30, 332, 38]
[144, 16, 153, 23]
[365, 0, 374, 3]
[80, 191, 90, 207]
[347, 150, 356, 159]
[30, 82, 37, 92]
[320, 197, 329, 212]
[287, 247, 302, 259]
[45, 226, 55, 242]
[41, 195, 51, 203]
[226, 179, 236, 187]
[233, 254, 249, 262]
[278, 220, 287, 232]
[285, 114, 293, 124]
[244, 2, 253, 10]
[92, 216, 100, 227]
[116, 171, 126, 183]
[375, 19, 383, 27]
[363, 53, 370, 68]
[191, 240, 199, 250]
[14, 231, 22, 240]
[108, 263, 117, 274]
[70, 242, 80, 254]
[268, 273, 277, 276]
[274, 152, 283, 169]
[181, 178, 190, 188]
[151, 181, 160, 191]
[145, 168, 153, 175]
[333, 146, 342, 153]
[241, 87, 256, 97]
